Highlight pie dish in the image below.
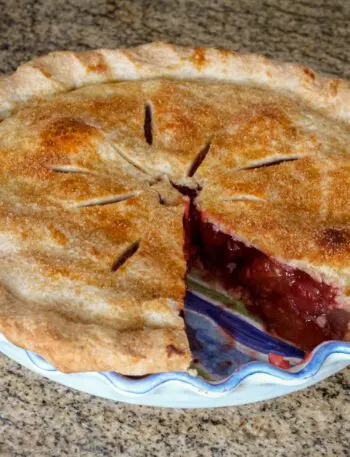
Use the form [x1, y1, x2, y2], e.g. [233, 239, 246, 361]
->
[0, 42, 349, 376]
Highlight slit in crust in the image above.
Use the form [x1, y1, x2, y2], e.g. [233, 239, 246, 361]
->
[106, 140, 152, 176]
[75, 192, 139, 208]
[222, 195, 264, 203]
[111, 241, 140, 272]
[187, 141, 211, 177]
[50, 166, 95, 175]
[237, 156, 302, 171]
[144, 103, 153, 146]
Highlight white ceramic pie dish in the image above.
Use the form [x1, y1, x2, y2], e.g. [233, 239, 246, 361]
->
[1, 278, 349, 408]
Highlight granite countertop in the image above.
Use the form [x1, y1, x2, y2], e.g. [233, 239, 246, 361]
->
[0, 1, 349, 455]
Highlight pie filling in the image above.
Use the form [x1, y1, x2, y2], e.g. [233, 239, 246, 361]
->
[184, 203, 349, 350]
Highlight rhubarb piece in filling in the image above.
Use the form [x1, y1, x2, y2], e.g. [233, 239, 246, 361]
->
[189, 207, 349, 350]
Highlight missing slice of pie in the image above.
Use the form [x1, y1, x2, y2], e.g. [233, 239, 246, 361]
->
[0, 42, 349, 375]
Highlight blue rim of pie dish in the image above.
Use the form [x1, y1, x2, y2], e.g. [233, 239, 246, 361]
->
[4, 289, 348, 398]
[17, 339, 350, 397]
[100, 341, 350, 396]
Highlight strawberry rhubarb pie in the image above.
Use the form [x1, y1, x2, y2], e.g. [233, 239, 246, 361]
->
[0, 43, 349, 375]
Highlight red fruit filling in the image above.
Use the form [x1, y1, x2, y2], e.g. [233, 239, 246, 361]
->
[187, 206, 349, 350]
[268, 353, 291, 369]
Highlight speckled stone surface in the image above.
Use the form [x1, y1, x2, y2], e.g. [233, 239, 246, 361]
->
[0, 1, 349, 456]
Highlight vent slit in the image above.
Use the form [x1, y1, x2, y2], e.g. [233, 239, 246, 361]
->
[144, 103, 153, 145]
[187, 141, 211, 177]
[111, 241, 140, 272]
[222, 195, 263, 203]
[170, 181, 201, 198]
[50, 166, 93, 175]
[156, 192, 167, 205]
[76, 192, 139, 208]
[106, 141, 151, 176]
[238, 156, 301, 171]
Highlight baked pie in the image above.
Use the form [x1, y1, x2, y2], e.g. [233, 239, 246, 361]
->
[0, 42, 349, 375]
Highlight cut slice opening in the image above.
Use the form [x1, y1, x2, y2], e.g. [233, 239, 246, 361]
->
[183, 203, 349, 350]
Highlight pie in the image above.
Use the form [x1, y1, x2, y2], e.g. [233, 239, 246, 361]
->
[0, 42, 349, 375]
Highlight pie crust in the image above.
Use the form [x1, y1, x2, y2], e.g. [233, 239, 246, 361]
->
[0, 42, 349, 374]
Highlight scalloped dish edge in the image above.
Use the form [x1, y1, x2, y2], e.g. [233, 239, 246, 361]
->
[1, 333, 349, 398]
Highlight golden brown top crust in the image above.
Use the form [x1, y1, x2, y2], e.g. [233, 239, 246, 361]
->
[0, 80, 194, 374]
[1, 42, 349, 121]
[0, 42, 349, 373]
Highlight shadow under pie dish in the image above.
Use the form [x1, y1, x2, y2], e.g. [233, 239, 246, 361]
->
[0, 42, 349, 378]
